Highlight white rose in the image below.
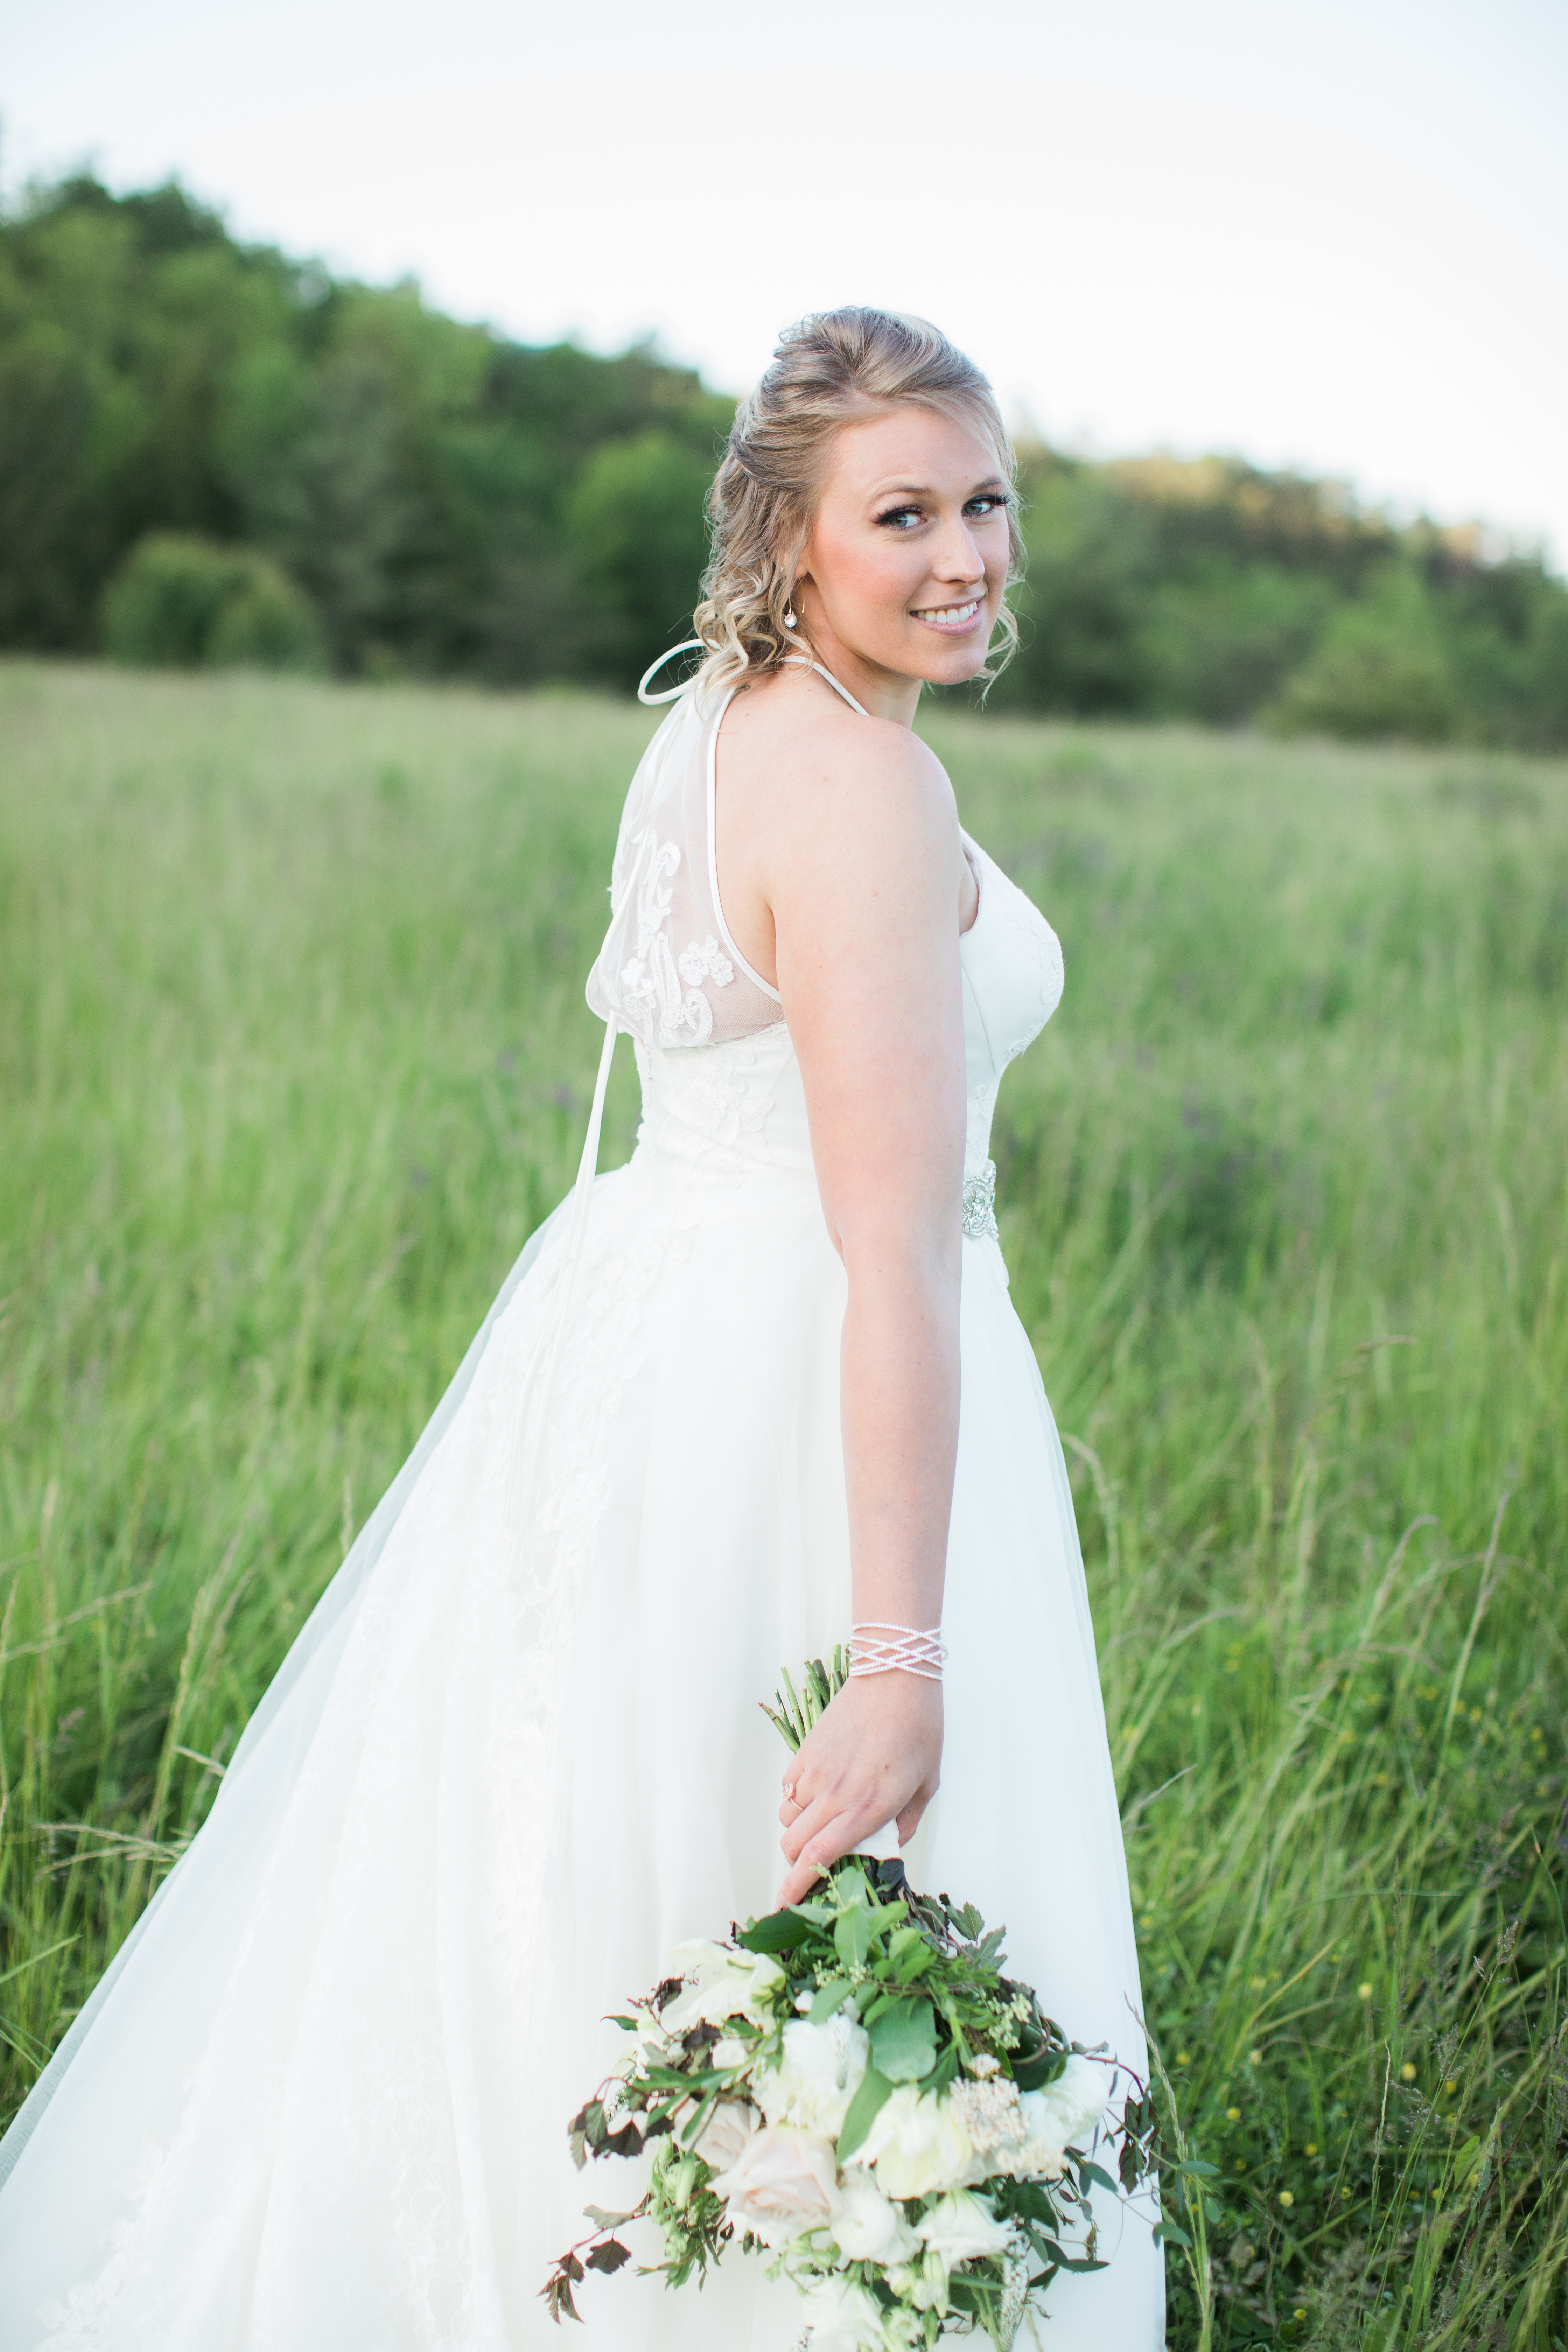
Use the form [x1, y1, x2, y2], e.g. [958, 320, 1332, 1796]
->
[917, 2189, 1012, 2268]
[854, 2085, 976, 2203]
[796, 2273, 888, 2352]
[712, 2124, 841, 2248]
[690, 2096, 762, 2173]
[830, 2168, 921, 2265]
[757, 2014, 871, 2138]
[1018, 2058, 1112, 2178]
[660, 1940, 786, 2035]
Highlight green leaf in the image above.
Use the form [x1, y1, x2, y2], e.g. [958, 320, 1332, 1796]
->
[1013, 2045, 1068, 2093]
[1151, 2220, 1192, 2249]
[918, 2038, 962, 2098]
[739, 1909, 812, 1953]
[834, 1905, 872, 1972]
[1077, 2161, 1119, 2196]
[585, 2239, 631, 2274]
[1010, 2183, 1058, 2223]
[808, 1976, 854, 2024]
[836, 2065, 895, 2162]
[869, 1996, 937, 2083]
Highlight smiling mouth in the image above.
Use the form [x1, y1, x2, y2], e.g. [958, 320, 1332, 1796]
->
[912, 597, 983, 631]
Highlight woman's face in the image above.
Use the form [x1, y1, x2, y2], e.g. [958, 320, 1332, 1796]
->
[792, 406, 1013, 703]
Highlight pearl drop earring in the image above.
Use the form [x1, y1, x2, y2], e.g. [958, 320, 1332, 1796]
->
[783, 606, 797, 629]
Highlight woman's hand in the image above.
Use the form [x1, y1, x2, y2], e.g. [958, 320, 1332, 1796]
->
[776, 1673, 942, 1906]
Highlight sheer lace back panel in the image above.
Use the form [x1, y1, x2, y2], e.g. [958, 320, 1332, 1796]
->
[585, 652, 1067, 1238]
[585, 683, 783, 1048]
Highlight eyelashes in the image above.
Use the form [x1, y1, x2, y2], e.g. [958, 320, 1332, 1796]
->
[873, 493, 1013, 531]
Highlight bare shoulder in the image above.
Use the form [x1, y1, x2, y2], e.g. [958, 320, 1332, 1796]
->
[721, 670, 957, 872]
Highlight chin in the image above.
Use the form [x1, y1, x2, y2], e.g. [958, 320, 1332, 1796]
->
[918, 640, 989, 687]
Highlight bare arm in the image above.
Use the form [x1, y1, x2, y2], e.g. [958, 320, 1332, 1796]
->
[765, 716, 967, 1903]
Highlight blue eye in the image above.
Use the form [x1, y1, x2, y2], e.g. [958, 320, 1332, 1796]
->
[875, 505, 923, 530]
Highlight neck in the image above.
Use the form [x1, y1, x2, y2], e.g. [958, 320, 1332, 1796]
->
[790, 608, 922, 728]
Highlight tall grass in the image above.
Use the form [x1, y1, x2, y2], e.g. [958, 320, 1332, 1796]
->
[2, 662, 1565, 2345]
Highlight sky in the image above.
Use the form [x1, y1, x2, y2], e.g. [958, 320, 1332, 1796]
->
[4, 0, 1566, 566]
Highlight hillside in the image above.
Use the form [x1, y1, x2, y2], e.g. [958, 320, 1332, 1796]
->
[2, 175, 1564, 744]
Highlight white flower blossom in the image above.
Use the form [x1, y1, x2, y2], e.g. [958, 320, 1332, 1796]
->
[1017, 2058, 1112, 2178]
[852, 2084, 976, 2202]
[712, 2123, 840, 2248]
[796, 2273, 890, 2351]
[917, 2189, 1013, 2268]
[660, 1940, 786, 2035]
[689, 2096, 761, 2172]
[757, 2014, 870, 2139]
[829, 2168, 920, 2266]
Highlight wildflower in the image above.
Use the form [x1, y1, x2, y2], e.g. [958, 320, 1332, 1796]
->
[1226, 2108, 1241, 2122]
[1278, 2190, 1294, 2208]
[1357, 1982, 1373, 2000]
[1400, 2062, 1416, 2082]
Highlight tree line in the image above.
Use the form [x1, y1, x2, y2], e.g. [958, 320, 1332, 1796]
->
[2, 172, 1564, 747]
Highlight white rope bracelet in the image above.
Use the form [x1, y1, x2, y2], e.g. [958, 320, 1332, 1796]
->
[849, 1622, 948, 1682]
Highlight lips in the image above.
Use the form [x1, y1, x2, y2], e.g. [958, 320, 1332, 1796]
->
[911, 597, 983, 631]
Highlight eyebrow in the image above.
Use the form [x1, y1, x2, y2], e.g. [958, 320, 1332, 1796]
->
[870, 477, 1007, 499]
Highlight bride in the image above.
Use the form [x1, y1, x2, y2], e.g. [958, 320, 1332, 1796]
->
[0, 308, 1163, 2348]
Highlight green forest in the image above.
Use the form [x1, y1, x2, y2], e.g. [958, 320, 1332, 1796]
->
[3, 171, 1565, 746]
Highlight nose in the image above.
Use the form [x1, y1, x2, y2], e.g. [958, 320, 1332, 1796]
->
[930, 510, 986, 585]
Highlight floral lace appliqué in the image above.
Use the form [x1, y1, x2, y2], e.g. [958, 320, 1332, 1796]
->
[677, 937, 734, 990]
[617, 832, 715, 1048]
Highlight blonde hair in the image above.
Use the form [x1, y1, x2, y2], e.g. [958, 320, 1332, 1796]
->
[692, 308, 1023, 696]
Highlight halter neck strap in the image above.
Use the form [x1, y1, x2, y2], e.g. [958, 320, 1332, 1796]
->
[638, 641, 871, 718]
[638, 640, 705, 705]
[785, 656, 870, 717]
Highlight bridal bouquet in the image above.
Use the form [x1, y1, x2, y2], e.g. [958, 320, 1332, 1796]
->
[543, 1656, 1157, 2349]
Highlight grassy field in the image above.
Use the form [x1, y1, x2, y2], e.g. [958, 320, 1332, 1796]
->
[1, 660, 1566, 2346]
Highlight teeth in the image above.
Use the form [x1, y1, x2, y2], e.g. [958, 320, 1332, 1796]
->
[915, 598, 981, 626]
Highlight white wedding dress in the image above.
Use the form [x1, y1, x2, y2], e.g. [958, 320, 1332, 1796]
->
[0, 661, 1163, 2349]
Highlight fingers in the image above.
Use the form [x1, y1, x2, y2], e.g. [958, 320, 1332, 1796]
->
[895, 1775, 938, 1844]
[776, 1792, 892, 1905]
[776, 1815, 883, 1905]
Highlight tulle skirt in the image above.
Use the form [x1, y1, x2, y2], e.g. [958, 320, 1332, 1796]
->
[0, 1108, 1163, 2348]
